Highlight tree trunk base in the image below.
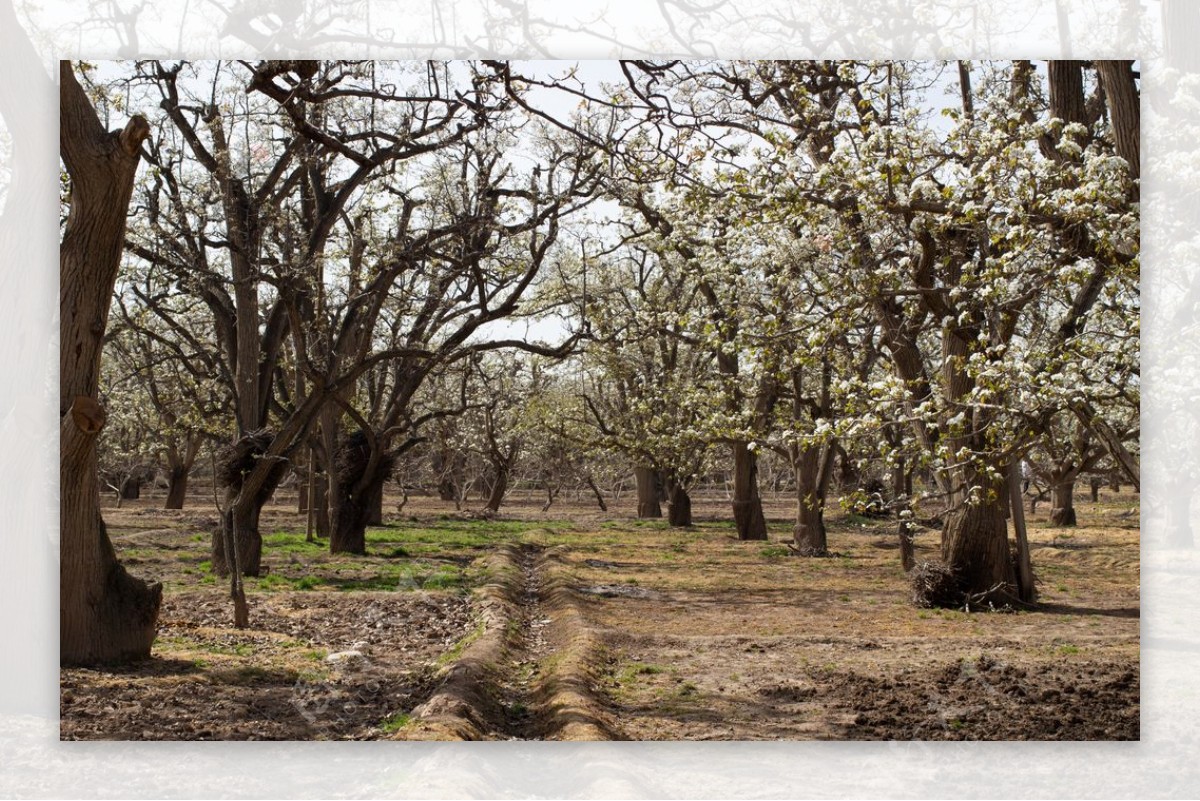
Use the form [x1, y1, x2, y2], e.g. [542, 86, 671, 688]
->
[634, 466, 662, 519]
[733, 499, 768, 541]
[164, 472, 187, 510]
[1050, 506, 1077, 526]
[792, 517, 827, 556]
[62, 552, 162, 666]
[668, 486, 692, 527]
[939, 494, 1020, 607]
[212, 499, 265, 577]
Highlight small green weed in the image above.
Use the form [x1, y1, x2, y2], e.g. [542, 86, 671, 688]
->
[380, 712, 412, 733]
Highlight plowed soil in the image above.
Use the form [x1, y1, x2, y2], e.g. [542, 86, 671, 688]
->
[61, 485, 1139, 740]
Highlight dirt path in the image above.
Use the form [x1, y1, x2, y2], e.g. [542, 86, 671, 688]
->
[402, 543, 619, 740]
[490, 545, 553, 738]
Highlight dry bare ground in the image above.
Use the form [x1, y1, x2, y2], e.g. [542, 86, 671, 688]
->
[61, 484, 1139, 740]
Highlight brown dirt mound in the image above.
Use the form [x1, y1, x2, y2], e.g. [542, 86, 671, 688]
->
[827, 654, 1139, 740]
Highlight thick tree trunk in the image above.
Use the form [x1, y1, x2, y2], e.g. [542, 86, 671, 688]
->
[212, 489, 267, 576]
[732, 443, 768, 540]
[330, 469, 388, 555]
[327, 429, 395, 554]
[59, 62, 161, 665]
[667, 482, 692, 527]
[1050, 479, 1078, 527]
[119, 476, 141, 501]
[1094, 59, 1140, 191]
[366, 477, 384, 525]
[485, 465, 510, 513]
[164, 466, 189, 510]
[163, 439, 199, 510]
[211, 431, 287, 576]
[433, 450, 463, 501]
[792, 444, 828, 555]
[634, 465, 662, 519]
[941, 486, 1019, 605]
[62, 408, 163, 664]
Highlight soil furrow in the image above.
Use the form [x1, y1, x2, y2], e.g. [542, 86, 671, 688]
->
[402, 543, 619, 740]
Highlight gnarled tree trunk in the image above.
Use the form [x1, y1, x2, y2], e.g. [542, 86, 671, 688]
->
[792, 442, 833, 555]
[164, 466, 188, 509]
[1050, 479, 1078, 526]
[485, 463, 510, 513]
[366, 477, 384, 525]
[634, 465, 662, 519]
[941, 479, 1018, 606]
[119, 476, 141, 501]
[731, 442, 768, 540]
[330, 473, 388, 555]
[163, 437, 201, 510]
[211, 430, 288, 576]
[328, 429, 395, 555]
[60, 62, 162, 664]
[665, 474, 692, 527]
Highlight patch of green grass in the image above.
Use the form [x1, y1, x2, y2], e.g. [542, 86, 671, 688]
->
[262, 531, 324, 553]
[1056, 643, 1081, 656]
[380, 712, 412, 733]
[436, 619, 487, 667]
[197, 560, 212, 573]
[617, 662, 666, 683]
[760, 545, 791, 560]
[191, 641, 255, 657]
[191, 533, 207, 543]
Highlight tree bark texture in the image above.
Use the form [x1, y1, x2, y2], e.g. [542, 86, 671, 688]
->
[731, 443, 768, 540]
[60, 61, 162, 664]
[1050, 479, 1078, 527]
[485, 465, 510, 513]
[792, 443, 832, 555]
[210, 430, 289, 575]
[940, 484, 1019, 605]
[667, 482, 692, 527]
[1094, 60, 1141, 188]
[328, 430, 394, 555]
[119, 476, 141, 501]
[164, 466, 188, 509]
[634, 465, 662, 519]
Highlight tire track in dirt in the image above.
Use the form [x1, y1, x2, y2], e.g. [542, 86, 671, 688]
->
[399, 543, 620, 740]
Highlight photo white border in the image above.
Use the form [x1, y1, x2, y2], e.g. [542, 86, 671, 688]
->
[1, 0, 1189, 797]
